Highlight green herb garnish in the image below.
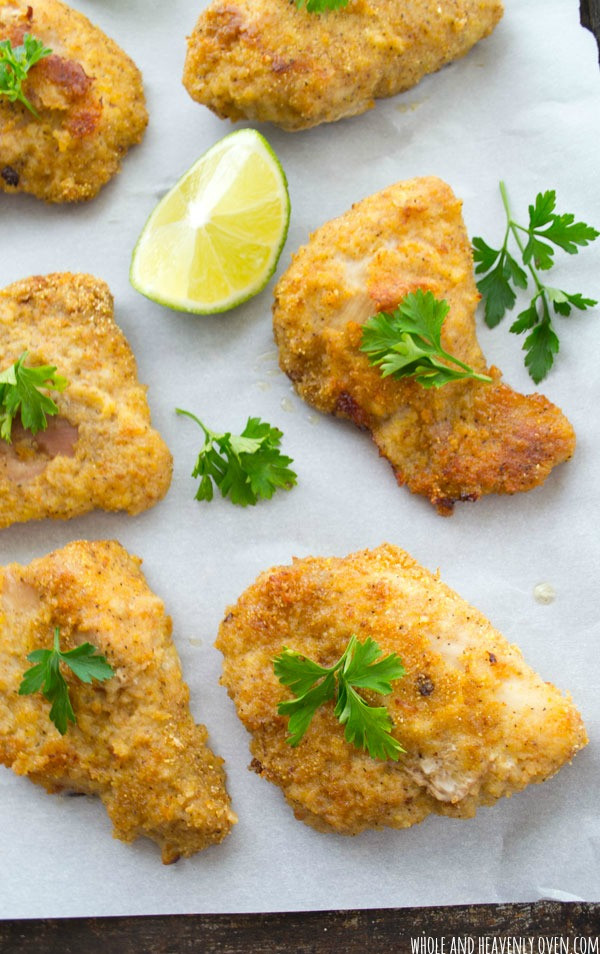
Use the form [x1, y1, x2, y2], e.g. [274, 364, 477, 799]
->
[274, 634, 406, 760]
[19, 627, 114, 735]
[0, 352, 68, 443]
[473, 182, 599, 383]
[0, 34, 52, 118]
[360, 289, 492, 388]
[176, 409, 297, 506]
[294, 0, 350, 12]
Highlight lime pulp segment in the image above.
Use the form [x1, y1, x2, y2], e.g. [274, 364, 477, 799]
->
[130, 130, 290, 314]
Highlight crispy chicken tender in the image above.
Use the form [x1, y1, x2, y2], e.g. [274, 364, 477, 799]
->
[0, 273, 172, 528]
[0, 540, 236, 863]
[273, 177, 575, 514]
[217, 544, 587, 835]
[0, 0, 147, 202]
[183, 0, 503, 131]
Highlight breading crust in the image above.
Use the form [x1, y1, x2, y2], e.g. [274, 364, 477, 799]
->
[183, 0, 503, 130]
[0, 272, 172, 527]
[273, 177, 576, 513]
[0, 0, 147, 201]
[217, 544, 587, 835]
[0, 540, 236, 863]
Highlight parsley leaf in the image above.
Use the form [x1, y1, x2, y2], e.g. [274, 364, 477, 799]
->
[0, 34, 52, 118]
[176, 409, 297, 506]
[526, 190, 598, 257]
[295, 0, 350, 11]
[522, 315, 560, 384]
[274, 634, 406, 761]
[472, 238, 528, 328]
[360, 289, 492, 388]
[19, 627, 114, 735]
[0, 352, 68, 443]
[473, 182, 599, 382]
[278, 673, 337, 747]
[334, 683, 398, 761]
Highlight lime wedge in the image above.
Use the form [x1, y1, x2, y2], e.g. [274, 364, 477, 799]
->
[130, 129, 290, 314]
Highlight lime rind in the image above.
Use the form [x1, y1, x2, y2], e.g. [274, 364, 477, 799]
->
[130, 128, 290, 315]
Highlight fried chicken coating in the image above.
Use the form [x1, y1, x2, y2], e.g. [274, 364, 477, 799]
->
[0, 273, 172, 528]
[0, 540, 236, 863]
[217, 544, 587, 835]
[0, 0, 147, 202]
[183, 0, 503, 131]
[273, 177, 575, 514]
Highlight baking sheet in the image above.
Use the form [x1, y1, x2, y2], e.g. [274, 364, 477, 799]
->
[1, 0, 599, 918]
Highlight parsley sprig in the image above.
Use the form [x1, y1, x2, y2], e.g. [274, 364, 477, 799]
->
[0, 34, 52, 118]
[0, 352, 68, 443]
[19, 627, 114, 735]
[176, 409, 297, 506]
[360, 289, 492, 388]
[274, 635, 406, 761]
[294, 0, 350, 12]
[473, 182, 599, 383]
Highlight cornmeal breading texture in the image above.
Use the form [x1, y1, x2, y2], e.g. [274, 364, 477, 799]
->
[273, 177, 575, 514]
[0, 0, 147, 202]
[217, 544, 587, 835]
[0, 273, 172, 528]
[0, 540, 236, 863]
[183, 0, 503, 131]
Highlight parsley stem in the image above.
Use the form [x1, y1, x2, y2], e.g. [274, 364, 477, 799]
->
[499, 180, 546, 299]
[175, 407, 212, 440]
[436, 346, 491, 383]
[17, 91, 40, 118]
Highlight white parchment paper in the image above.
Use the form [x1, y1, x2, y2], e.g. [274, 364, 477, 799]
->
[0, 0, 599, 918]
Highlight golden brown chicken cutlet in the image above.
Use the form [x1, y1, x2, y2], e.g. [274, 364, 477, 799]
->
[217, 544, 587, 835]
[0, 540, 236, 863]
[0, 0, 147, 202]
[0, 272, 172, 528]
[183, 0, 503, 131]
[273, 177, 575, 514]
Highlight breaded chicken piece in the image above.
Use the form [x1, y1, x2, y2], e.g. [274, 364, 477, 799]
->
[0, 273, 172, 528]
[0, 540, 236, 863]
[217, 544, 587, 835]
[183, 0, 503, 131]
[273, 177, 575, 514]
[0, 0, 147, 202]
